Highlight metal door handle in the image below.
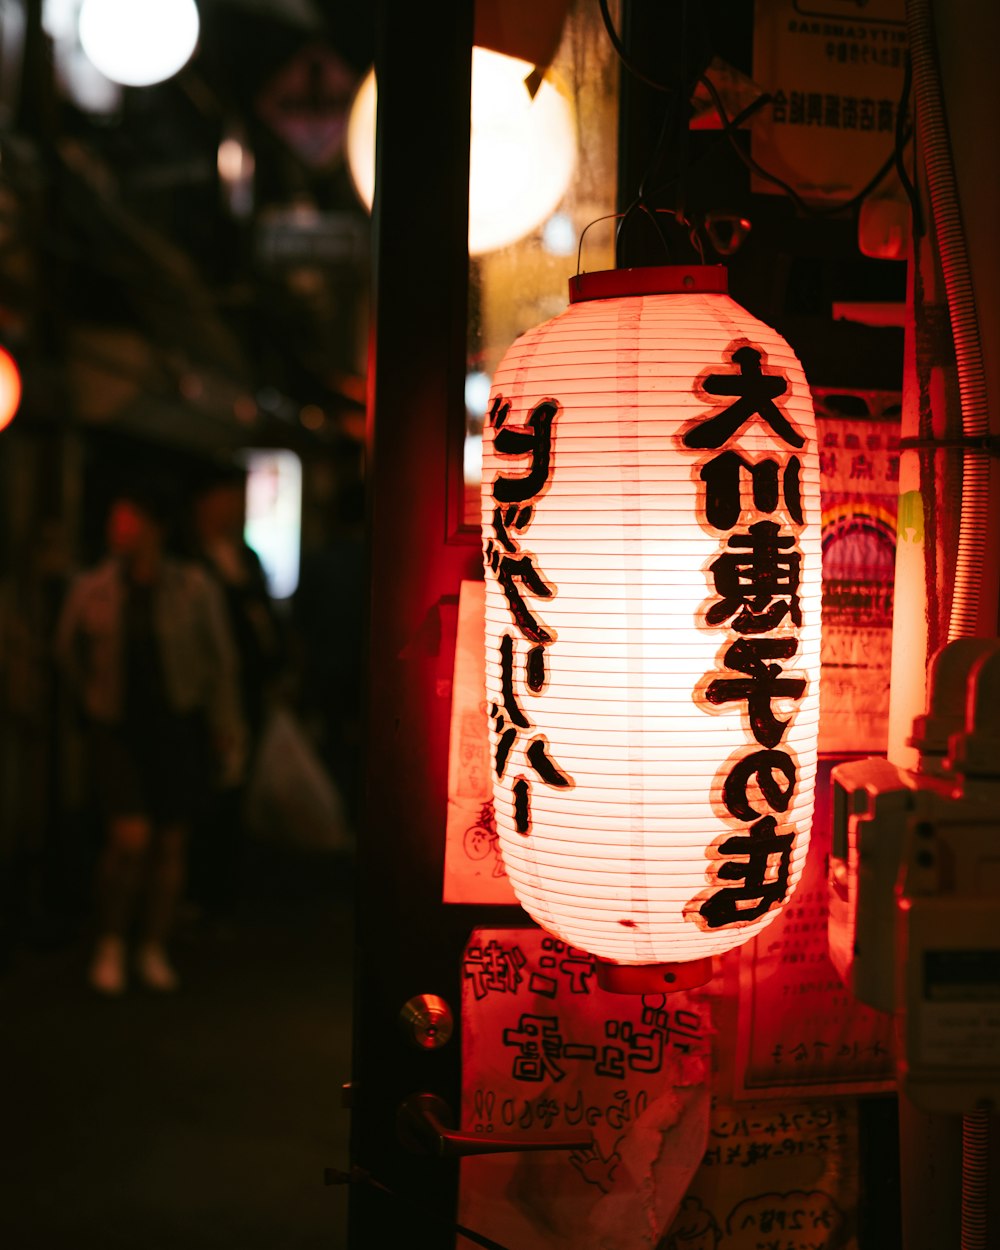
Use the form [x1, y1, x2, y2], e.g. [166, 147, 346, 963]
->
[397, 1092, 592, 1158]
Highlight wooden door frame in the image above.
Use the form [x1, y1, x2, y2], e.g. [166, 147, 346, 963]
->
[349, 3, 501, 1246]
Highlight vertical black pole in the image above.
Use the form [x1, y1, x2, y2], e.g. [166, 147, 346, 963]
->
[349, 2, 475, 1248]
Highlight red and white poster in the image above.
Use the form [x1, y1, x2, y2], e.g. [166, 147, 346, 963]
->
[815, 396, 901, 755]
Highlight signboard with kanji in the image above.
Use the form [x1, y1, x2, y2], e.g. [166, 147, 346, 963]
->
[752, 0, 907, 203]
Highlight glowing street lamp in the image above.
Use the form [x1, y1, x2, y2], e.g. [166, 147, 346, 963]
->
[346, 47, 576, 256]
[78, 0, 200, 88]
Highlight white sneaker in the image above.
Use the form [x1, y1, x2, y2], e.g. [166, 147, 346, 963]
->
[89, 937, 126, 996]
[135, 944, 179, 992]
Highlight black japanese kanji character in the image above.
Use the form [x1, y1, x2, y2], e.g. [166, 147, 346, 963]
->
[526, 737, 573, 789]
[699, 815, 794, 927]
[723, 748, 797, 821]
[491, 396, 558, 504]
[491, 502, 534, 553]
[526, 643, 546, 693]
[502, 1014, 566, 1083]
[486, 547, 554, 644]
[490, 632, 529, 779]
[700, 451, 803, 531]
[706, 521, 802, 634]
[706, 637, 806, 748]
[463, 939, 527, 999]
[684, 346, 804, 450]
[491, 634, 573, 832]
[513, 776, 531, 833]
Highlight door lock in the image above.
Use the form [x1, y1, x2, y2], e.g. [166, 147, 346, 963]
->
[398, 994, 454, 1050]
[397, 1092, 592, 1158]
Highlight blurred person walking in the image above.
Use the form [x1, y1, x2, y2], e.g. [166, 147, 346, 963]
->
[56, 483, 245, 994]
[189, 468, 286, 921]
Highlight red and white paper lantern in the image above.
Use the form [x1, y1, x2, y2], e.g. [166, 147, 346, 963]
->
[481, 266, 821, 988]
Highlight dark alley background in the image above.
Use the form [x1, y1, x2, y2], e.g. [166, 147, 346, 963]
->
[1, 842, 353, 1249]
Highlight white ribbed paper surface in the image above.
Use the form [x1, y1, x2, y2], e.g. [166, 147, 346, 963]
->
[482, 289, 821, 965]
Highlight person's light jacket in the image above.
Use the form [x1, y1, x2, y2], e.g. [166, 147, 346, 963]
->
[55, 557, 246, 776]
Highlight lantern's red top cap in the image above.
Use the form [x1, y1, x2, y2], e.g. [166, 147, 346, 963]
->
[569, 264, 728, 304]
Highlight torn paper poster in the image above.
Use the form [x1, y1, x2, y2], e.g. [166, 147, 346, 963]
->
[672, 1092, 859, 1250]
[458, 927, 711, 1249]
[444, 580, 517, 904]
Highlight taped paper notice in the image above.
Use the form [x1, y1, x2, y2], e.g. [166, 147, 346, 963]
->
[458, 927, 711, 1250]
[444, 581, 517, 904]
[735, 761, 894, 1097]
[672, 1091, 859, 1250]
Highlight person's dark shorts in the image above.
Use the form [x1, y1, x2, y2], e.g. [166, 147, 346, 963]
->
[90, 714, 210, 826]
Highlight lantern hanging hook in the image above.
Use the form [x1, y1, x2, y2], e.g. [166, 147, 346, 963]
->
[575, 204, 677, 277]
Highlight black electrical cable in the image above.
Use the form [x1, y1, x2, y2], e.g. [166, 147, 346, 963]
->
[895, 52, 924, 237]
[697, 70, 904, 218]
[598, 0, 670, 93]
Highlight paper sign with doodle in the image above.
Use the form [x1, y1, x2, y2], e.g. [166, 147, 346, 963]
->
[458, 927, 711, 1250]
[444, 581, 519, 904]
[667, 1090, 860, 1250]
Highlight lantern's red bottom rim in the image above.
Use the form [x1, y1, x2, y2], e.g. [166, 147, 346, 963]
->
[595, 956, 715, 995]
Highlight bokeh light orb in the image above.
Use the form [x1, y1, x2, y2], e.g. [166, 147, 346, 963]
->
[346, 47, 576, 256]
[0, 347, 23, 432]
[78, 0, 200, 88]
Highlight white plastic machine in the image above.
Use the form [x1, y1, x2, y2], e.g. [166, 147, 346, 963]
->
[829, 639, 1000, 1114]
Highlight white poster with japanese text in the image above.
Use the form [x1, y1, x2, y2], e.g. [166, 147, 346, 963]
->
[458, 927, 711, 1249]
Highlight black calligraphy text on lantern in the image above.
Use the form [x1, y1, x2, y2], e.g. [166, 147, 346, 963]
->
[700, 450, 803, 531]
[487, 395, 573, 836]
[707, 522, 802, 634]
[683, 345, 804, 450]
[706, 637, 806, 749]
[683, 343, 807, 930]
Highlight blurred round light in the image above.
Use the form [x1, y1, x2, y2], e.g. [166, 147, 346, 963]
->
[78, 0, 200, 88]
[464, 370, 493, 418]
[299, 404, 325, 431]
[542, 211, 577, 256]
[0, 346, 23, 432]
[346, 47, 576, 256]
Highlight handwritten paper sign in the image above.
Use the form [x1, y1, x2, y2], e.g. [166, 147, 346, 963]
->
[444, 581, 517, 904]
[665, 1092, 859, 1250]
[458, 927, 711, 1249]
